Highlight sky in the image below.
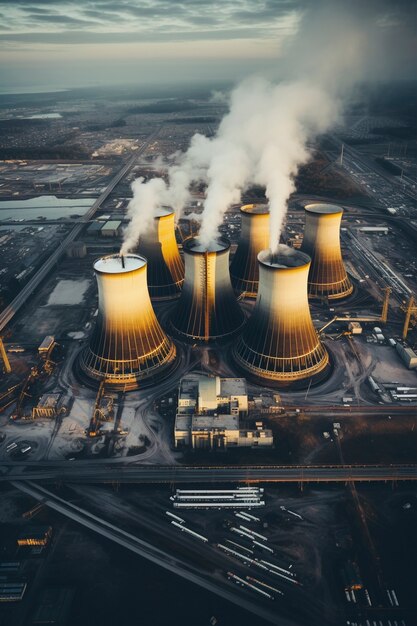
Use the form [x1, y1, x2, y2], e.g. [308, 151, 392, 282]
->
[0, 0, 415, 92]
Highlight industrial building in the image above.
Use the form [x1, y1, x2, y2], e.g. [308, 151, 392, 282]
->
[178, 375, 248, 416]
[348, 321, 362, 334]
[301, 203, 353, 300]
[17, 526, 52, 547]
[175, 375, 273, 449]
[38, 335, 55, 357]
[79, 254, 176, 389]
[171, 237, 245, 342]
[233, 246, 329, 384]
[32, 393, 65, 419]
[135, 207, 184, 300]
[175, 414, 273, 449]
[396, 342, 417, 369]
[230, 204, 270, 297]
[100, 220, 122, 237]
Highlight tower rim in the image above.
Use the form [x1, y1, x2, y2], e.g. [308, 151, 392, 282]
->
[240, 203, 269, 215]
[258, 246, 311, 271]
[304, 202, 343, 215]
[183, 236, 230, 255]
[94, 254, 146, 275]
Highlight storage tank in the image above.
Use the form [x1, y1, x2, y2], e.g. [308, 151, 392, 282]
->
[80, 254, 176, 389]
[301, 203, 353, 300]
[171, 237, 245, 342]
[136, 207, 184, 300]
[230, 204, 270, 297]
[233, 245, 329, 384]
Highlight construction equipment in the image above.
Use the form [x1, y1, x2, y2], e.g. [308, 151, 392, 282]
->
[0, 337, 11, 374]
[11, 366, 38, 420]
[401, 296, 417, 339]
[88, 380, 114, 437]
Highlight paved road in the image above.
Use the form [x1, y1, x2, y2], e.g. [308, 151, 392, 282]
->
[13, 480, 295, 626]
[0, 129, 159, 332]
[2, 463, 416, 483]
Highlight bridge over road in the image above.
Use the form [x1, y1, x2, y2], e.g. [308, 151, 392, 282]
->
[2, 463, 416, 484]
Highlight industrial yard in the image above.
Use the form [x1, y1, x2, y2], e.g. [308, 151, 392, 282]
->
[0, 77, 416, 626]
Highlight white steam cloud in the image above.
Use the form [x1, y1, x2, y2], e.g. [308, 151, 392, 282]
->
[120, 1, 412, 253]
[121, 177, 169, 254]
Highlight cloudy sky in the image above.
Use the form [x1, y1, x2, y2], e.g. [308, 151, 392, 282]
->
[0, 0, 415, 92]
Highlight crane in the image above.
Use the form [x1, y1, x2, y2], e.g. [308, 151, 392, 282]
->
[401, 296, 417, 340]
[11, 366, 38, 420]
[381, 287, 391, 323]
[0, 337, 11, 374]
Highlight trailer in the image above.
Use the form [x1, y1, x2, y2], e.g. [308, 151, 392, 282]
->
[170, 521, 208, 542]
[165, 511, 185, 523]
[225, 539, 254, 554]
[246, 576, 284, 596]
[227, 572, 273, 600]
[174, 494, 261, 501]
[239, 525, 268, 541]
[175, 488, 262, 495]
[174, 501, 265, 509]
[252, 540, 274, 553]
[239, 511, 261, 522]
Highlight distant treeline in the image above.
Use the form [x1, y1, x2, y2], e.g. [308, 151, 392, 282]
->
[0, 118, 49, 134]
[0, 145, 90, 160]
[170, 116, 217, 124]
[127, 100, 198, 114]
[84, 118, 126, 132]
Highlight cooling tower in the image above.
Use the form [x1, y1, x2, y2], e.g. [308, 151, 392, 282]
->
[301, 203, 353, 300]
[230, 204, 270, 297]
[136, 207, 184, 300]
[233, 246, 329, 384]
[80, 254, 176, 390]
[171, 237, 245, 342]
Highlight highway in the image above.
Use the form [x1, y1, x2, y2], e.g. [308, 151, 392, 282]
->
[13, 480, 296, 626]
[0, 128, 159, 332]
[2, 463, 416, 483]
[343, 228, 413, 303]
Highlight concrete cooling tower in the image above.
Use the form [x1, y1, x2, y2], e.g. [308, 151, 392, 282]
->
[171, 237, 245, 342]
[230, 204, 270, 297]
[233, 245, 329, 384]
[136, 207, 184, 300]
[80, 254, 176, 390]
[301, 203, 353, 300]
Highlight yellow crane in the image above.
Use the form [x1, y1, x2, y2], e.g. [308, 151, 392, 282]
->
[0, 337, 11, 374]
[380, 287, 391, 323]
[402, 296, 417, 339]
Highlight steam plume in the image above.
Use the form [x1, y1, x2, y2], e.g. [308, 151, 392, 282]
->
[120, 176, 168, 255]
[120, 1, 412, 253]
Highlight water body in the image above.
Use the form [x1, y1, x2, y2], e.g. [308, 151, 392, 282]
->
[24, 113, 63, 119]
[0, 196, 94, 220]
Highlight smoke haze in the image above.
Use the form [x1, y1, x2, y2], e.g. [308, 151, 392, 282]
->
[121, 0, 416, 252]
[121, 177, 169, 255]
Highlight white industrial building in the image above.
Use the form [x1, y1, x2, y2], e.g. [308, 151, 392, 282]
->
[175, 375, 273, 450]
[396, 343, 417, 369]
